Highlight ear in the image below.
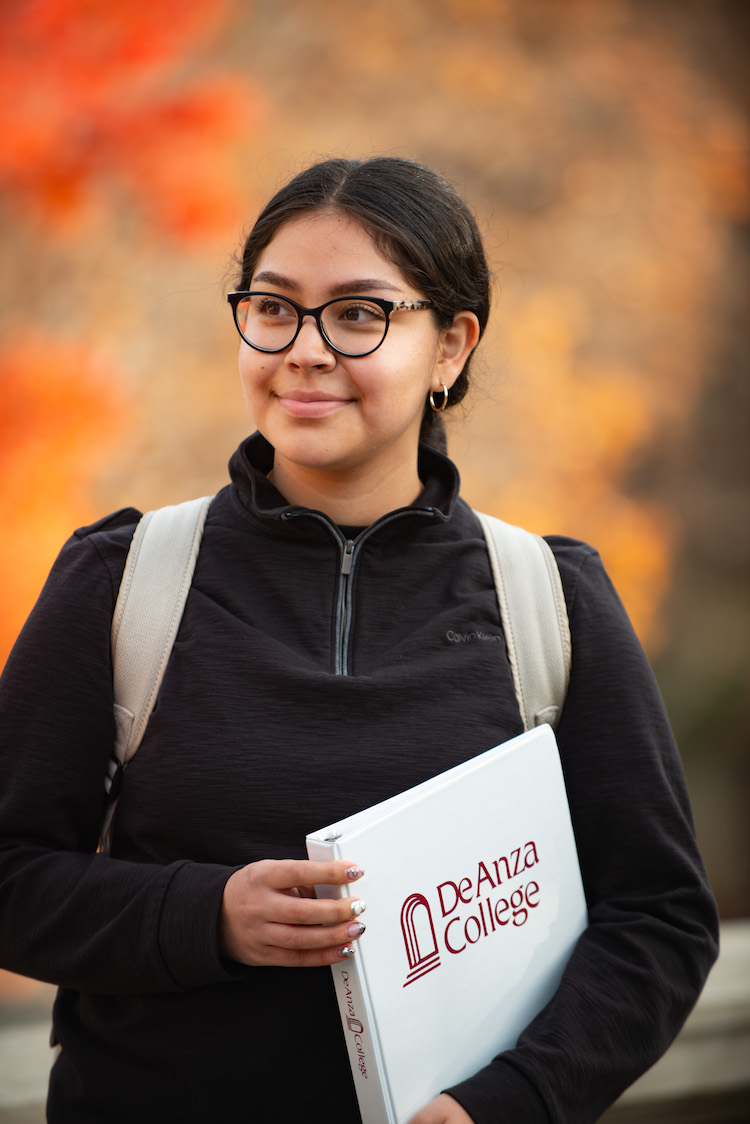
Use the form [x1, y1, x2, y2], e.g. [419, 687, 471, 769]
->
[434, 312, 481, 391]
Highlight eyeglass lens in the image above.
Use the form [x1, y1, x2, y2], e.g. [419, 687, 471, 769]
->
[234, 294, 388, 355]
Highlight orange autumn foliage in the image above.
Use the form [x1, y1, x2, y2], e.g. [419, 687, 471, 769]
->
[0, 0, 259, 670]
[0, 0, 257, 237]
[0, 338, 127, 667]
[1, 0, 745, 668]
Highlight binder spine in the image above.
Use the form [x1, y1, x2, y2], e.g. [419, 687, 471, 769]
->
[330, 958, 393, 1123]
[307, 835, 394, 1124]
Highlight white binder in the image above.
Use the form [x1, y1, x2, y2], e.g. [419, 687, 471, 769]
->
[306, 724, 587, 1124]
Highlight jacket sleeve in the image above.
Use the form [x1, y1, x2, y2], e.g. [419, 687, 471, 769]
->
[0, 516, 239, 996]
[446, 543, 719, 1124]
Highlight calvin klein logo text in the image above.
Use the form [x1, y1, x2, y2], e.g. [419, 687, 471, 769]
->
[446, 630, 504, 643]
[401, 841, 540, 986]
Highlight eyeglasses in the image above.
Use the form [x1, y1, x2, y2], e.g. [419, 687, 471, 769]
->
[227, 291, 434, 358]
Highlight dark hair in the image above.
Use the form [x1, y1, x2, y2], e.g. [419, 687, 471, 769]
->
[236, 156, 491, 452]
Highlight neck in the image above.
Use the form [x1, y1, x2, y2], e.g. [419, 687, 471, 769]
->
[268, 456, 423, 526]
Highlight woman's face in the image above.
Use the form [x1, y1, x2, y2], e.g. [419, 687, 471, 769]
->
[238, 210, 462, 489]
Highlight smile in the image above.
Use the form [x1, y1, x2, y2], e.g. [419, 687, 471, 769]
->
[276, 392, 353, 419]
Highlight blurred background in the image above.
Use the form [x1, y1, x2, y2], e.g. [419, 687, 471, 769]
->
[0, 0, 748, 1071]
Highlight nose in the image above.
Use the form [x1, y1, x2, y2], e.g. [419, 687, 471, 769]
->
[285, 314, 336, 369]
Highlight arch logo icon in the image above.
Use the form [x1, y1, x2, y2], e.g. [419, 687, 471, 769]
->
[401, 893, 441, 986]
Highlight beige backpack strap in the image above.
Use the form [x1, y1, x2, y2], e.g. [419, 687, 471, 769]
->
[474, 511, 571, 731]
[100, 496, 212, 852]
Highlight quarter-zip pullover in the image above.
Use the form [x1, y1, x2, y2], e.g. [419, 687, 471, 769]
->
[0, 432, 718, 1123]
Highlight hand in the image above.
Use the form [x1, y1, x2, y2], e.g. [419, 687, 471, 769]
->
[218, 858, 366, 967]
[408, 1094, 475, 1124]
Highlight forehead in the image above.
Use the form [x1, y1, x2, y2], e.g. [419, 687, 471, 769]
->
[252, 211, 406, 290]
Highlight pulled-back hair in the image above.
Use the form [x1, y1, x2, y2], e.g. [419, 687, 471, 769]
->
[236, 156, 491, 451]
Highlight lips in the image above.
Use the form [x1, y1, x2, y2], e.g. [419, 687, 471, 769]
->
[276, 391, 353, 419]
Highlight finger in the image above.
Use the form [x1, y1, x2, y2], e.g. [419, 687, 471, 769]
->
[265, 914, 366, 953]
[256, 940, 363, 970]
[264, 858, 365, 891]
[408, 1094, 474, 1124]
[270, 891, 367, 927]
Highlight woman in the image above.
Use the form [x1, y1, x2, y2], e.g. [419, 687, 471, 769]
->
[0, 157, 718, 1123]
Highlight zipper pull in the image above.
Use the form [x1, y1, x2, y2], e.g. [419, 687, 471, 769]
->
[341, 539, 355, 575]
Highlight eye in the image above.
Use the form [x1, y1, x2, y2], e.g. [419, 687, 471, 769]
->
[253, 295, 296, 320]
[336, 300, 385, 325]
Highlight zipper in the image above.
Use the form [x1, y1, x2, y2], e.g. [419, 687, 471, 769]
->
[284, 506, 438, 676]
[335, 539, 356, 675]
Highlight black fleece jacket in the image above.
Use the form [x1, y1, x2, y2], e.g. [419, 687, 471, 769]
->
[0, 433, 718, 1123]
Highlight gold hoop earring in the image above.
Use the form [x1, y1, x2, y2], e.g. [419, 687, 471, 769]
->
[429, 384, 449, 412]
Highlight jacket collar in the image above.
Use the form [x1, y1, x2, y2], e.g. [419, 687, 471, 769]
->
[228, 431, 461, 529]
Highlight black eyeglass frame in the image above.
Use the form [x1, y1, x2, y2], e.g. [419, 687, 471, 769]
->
[227, 291, 435, 358]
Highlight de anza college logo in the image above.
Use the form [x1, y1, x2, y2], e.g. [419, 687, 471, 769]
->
[401, 840, 541, 986]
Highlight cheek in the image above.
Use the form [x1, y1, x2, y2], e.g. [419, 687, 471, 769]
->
[379, 344, 439, 408]
[239, 351, 269, 392]
[368, 337, 438, 394]
[238, 358, 269, 418]
[357, 364, 431, 436]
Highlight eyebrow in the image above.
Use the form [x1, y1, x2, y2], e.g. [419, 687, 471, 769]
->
[251, 270, 403, 297]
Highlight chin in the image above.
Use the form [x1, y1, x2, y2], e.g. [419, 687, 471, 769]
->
[275, 436, 357, 473]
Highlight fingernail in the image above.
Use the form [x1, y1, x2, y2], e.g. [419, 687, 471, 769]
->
[350, 900, 367, 918]
[347, 922, 366, 938]
[338, 945, 355, 959]
[346, 866, 365, 881]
